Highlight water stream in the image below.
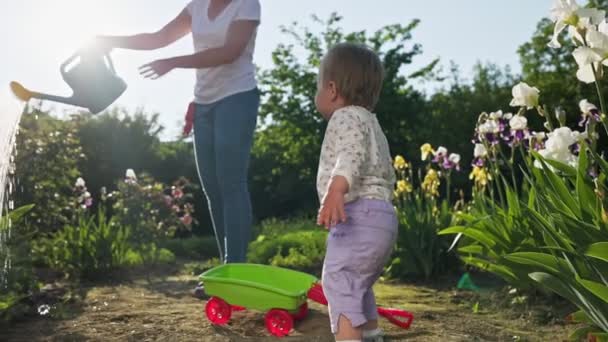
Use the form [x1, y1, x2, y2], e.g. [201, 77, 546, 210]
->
[0, 87, 26, 289]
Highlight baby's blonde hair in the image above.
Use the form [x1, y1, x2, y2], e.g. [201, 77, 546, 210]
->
[320, 43, 384, 111]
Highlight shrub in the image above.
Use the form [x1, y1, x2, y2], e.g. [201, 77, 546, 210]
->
[33, 209, 131, 280]
[161, 236, 219, 260]
[248, 218, 326, 275]
[109, 172, 196, 246]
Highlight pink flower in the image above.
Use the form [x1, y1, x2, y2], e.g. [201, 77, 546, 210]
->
[164, 195, 173, 207]
[172, 187, 184, 199]
[181, 214, 193, 226]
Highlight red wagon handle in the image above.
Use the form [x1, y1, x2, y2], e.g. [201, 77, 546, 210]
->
[377, 307, 414, 329]
[307, 283, 414, 329]
[307, 282, 328, 305]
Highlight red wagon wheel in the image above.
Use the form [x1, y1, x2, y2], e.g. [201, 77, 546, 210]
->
[205, 297, 232, 325]
[265, 309, 293, 337]
[291, 302, 308, 321]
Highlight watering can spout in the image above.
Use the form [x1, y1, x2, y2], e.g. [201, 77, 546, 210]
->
[10, 81, 75, 107]
[10, 81, 34, 102]
[10, 51, 127, 114]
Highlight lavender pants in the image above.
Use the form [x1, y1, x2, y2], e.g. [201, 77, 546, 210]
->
[322, 198, 398, 334]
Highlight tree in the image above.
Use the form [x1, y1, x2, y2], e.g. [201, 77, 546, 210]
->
[76, 108, 164, 196]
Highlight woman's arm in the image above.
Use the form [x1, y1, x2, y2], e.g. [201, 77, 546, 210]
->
[98, 9, 191, 51]
[171, 20, 257, 68]
[139, 20, 258, 79]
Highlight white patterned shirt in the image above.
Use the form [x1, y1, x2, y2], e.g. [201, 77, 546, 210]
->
[317, 106, 396, 204]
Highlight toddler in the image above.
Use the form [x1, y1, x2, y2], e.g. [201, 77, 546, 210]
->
[315, 43, 397, 342]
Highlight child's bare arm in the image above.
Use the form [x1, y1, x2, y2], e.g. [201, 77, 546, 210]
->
[317, 176, 348, 229]
[318, 110, 368, 229]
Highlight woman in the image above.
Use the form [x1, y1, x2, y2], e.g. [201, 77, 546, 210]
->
[97, 0, 261, 266]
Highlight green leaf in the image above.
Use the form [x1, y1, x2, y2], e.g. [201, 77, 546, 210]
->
[1, 204, 35, 232]
[567, 310, 592, 324]
[524, 208, 575, 251]
[505, 186, 521, 217]
[578, 142, 590, 173]
[569, 326, 601, 341]
[461, 256, 523, 285]
[527, 186, 537, 209]
[577, 147, 598, 219]
[591, 149, 608, 176]
[458, 245, 484, 255]
[462, 256, 492, 270]
[486, 264, 522, 285]
[589, 333, 608, 342]
[456, 212, 479, 222]
[439, 226, 500, 250]
[586, 242, 608, 263]
[505, 252, 569, 275]
[578, 278, 608, 302]
[532, 152, 580, 217]
[528, 272, 581, 307]
[543, 159, 577, 177]
[9, 204, 35, 220]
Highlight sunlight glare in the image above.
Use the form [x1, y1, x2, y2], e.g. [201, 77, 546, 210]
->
[30, 0, 120, 58]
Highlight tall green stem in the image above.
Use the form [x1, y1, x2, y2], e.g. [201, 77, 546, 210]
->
[591, 64, 608, 143]
[591, 63, 607, 116]
[489, 158, 505, 207]
[538, 105, 554, 132]
[509, 145, 518, 195]
[446, 172, 451, 206]
[584, 35, 608, 139]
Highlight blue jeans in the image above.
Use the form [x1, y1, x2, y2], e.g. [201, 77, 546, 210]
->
[193, 88, 259, 263]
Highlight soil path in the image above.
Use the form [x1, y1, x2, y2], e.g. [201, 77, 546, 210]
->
[0, 264, 574, 341]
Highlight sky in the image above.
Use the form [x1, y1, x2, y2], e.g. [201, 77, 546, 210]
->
[0, 0, 556, 139]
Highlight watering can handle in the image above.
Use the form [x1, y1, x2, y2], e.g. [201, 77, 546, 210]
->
[60, 53, 79, 79]
[60, 52, 117, 80]
[104, 54, 117, 74]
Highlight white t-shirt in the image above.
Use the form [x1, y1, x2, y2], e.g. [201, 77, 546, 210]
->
[317, 106, 396, 204]
[186, 0, 260, 104]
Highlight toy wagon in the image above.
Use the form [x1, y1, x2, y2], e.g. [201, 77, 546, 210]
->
[200, 263, 414, 337]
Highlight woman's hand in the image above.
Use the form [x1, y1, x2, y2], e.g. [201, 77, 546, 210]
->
[139, 59, 177, 79]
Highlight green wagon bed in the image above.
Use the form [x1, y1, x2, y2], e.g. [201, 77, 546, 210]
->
[199, 263, 414, 337]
